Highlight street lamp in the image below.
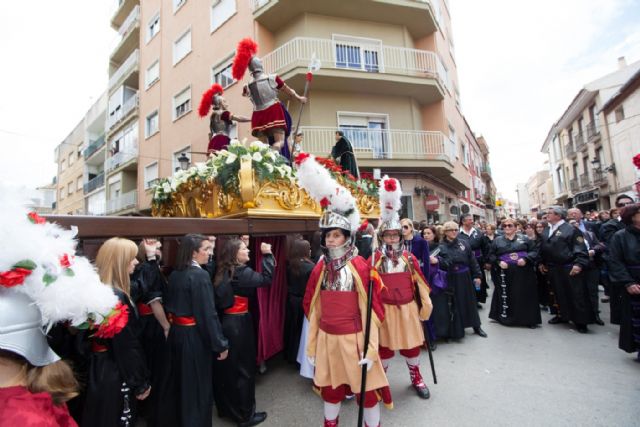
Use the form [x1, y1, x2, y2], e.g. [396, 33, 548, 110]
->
[178, 153, 190, 171]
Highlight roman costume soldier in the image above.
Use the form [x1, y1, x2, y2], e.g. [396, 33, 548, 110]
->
[297, 152, 391, 427]
[198, 83, 250, 154]
[232, 38, 307, 154]
[371, 176, 433, 399]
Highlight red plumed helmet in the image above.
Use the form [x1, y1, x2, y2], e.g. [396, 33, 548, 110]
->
[198, 83, 224, 117]
[232, 37, 258, 81]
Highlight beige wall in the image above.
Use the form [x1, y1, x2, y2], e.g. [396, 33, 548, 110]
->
[56, 122, 85, 215]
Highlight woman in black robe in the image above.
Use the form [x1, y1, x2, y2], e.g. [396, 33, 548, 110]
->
[488, 218, 541, 328]
[83, 237, 151, 427]
[155, 234, 229, 427]
[434, 221, 487, 340]
[284, 239, 314, 364]
[331, 131, 359, 178]
[608, 203, 640, 360]
[213, 238, 275, 427]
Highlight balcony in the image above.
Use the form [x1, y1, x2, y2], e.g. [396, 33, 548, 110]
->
[569, 178, 579, 193]
[106, 144, 138, 173]
[109, 49, 139, 92]
[592, 170, 608, 186]
[252, 0, 438, 38]
[83, 173, 105, 195]
[83, 136, 106, 160]
[575, 133, 587, 152]
[263, 37, 445, 105]
[109, 5, 140, 66]
[111, 0, 138, 31]
[106, 93, 138, 132]
[106, 190, 137, 214]
[586, 122, 601, 143]
[480, 164, 491, 179]
[579, 173, 589, 188]
[564, 143, 576, 158]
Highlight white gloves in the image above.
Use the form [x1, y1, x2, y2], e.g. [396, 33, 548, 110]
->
[358, 357, 373, 372]
[307, 356, 316, 367]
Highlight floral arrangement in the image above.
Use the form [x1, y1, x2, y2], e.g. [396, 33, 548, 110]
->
[314, 156, 379, 199]
[152, 140, 295, 206]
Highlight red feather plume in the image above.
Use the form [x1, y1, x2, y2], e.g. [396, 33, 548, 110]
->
[232, 38, 258, 81]
[198, 84, 224, 117]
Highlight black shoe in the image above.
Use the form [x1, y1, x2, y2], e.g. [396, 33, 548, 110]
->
[600, 297, 610, 303]
[548, 316, 567, 325]
[476, 303, 483, 309]
[594, 316, 604, 326]
[576, 324, 588, 334]
[238, 412, 267, 427]
[528, 325, 538, 329]
[473, 327, 488, 338]
[258, 362, 267, 375]
[413, 384, 431, 399]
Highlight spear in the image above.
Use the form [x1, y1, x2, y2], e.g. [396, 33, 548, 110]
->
[292, 54, 321, 155]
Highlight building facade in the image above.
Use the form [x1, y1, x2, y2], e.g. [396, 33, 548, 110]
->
[54, 121, 85, 215]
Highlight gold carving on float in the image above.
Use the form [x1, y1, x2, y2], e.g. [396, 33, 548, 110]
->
[152, 158, 378, 220]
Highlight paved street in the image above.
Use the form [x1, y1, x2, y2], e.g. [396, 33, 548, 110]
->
[217, 286, 639, 427]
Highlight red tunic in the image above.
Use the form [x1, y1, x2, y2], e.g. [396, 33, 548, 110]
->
[0, 386, 78, 427]
[207, 110, 233, 152]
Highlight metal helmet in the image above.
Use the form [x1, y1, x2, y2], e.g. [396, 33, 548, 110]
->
[248, 56, 265, 76]
[212, 94, 224, 109]
[0, 288, 59, 366]
[319, 210, 355, 260]
[377, 218, 403, 249]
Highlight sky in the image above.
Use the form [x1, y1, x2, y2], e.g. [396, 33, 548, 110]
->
[1, 1, 639, 200]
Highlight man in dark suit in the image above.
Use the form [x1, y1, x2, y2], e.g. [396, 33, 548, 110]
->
[539, 206, 592, 333]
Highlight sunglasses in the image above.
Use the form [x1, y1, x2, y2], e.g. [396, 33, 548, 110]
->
[402, 225, 411, 230]
[503, 224, 515, 228]
[617, 202, 632, 207]
[444, 229, 457, 232]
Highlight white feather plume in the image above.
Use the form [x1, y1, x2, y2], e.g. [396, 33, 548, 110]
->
[295, 153, 361, 232]
[0, 185, 119, 329]
[378, 175, 402, 223]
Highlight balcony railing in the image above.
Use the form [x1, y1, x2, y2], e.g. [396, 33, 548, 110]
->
[480, 164, 491, 176]
[262, 37, 445, 88]
[108, 49, 139, 90]
[106, 190, 137, 214]
[83, 173, 105, 194]
[299, 127, 449, 162]
[106, 93, 138, 131]
[579, 173, 589, 187]
[118, 5, 139, 38]
[564, 143, 576, 157]
[569, 178, 579, 192]
[586, 121, 600, 142]
[592, 170, 607, 185]
[575, 133, 587, 151]
[83, 136, 106, 159]
[106, 144, 138, 172]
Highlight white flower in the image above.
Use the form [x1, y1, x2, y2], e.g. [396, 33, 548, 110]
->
[241, 154, 251, 162]
[265, 163, 274, 173]
[225, 152, 238, 164]
[252, 152, 263, 162]
[162, 182, 172, 193]
[229, 139, 241, 147]
[264, 150, 276, 161]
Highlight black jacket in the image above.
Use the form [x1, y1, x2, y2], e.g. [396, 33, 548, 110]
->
[539, 221, 589, 268]
[437, 237, 482, 279]
[489, 234, 537, 266]
[608, 226, 640, 288]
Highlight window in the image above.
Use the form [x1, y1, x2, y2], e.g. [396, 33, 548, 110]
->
[461, 142, 468, 166]
[144, 162, 159, 189]
[59, 189, 65, 200]
[145, 60, 160, 89]
[67, 182, 74, 195]
[448, 124, 457, 160]
[173, 29, 192, 65]
[147, 13, 160, 42]
[77, 176, 83, 192]
[614, 106, 625, 123]
[211, 0, 236, 33]
[173, 86, 192, 120]
[400, 195, 413, 220]
[333, 35, 381, 73]
[213, 62, 234, 89]
[61, 158, 66, 171]
[338, 112, 388, 158]
[68, 152, 74, 166]
[172, 147, 191, 172]
[145, 110, 159, 138]
[173, 0, 186, 12]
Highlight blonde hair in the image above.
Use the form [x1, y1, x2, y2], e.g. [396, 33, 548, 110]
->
[443, 221, 459, 231]
[96, 237, 138, 296]
[400, 218, 413, 229]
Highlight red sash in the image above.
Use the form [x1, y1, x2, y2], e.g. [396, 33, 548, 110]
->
[91, 341, 108, 353]
[379, 271, 414, 306]
[224, 295, 249, 315]
[137, 302, 154, 316]
[319, 291, 362, 335]
[167, 313, 196, 326]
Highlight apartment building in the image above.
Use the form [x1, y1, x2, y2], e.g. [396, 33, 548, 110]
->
[88, 0, 494, 222]
[541, 57, 640, 211]
[523, 169, 552, 216]
[54, 122, 85, 215]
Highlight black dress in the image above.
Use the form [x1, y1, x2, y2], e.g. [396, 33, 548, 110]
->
[213, 255, 275, 424]
[284, 258, 315, 363]
[82, 289, 149, 427]
[434, 238, 482, 339]
[331, 135, 359, 178]
[608, 226, 640, 353]
[458, 227, 489, 303]
[488, 235, 541, 327]
[155, 265, 228, 427]
[601, 218, 626, 324]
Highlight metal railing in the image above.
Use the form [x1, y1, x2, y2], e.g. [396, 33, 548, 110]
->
[575, 132, 587, 151]
[106, 92, 138, 131]
[262, 37, 445, 88]
[579, 173, 589, 187]
[118, 4, 139, 37]
[108, 49, 139, 90]
[586, 121, 600, 142]
[480, 164, 491, 176]
[569, 178, 579, 192]
[83, 173, 105, 194]
[106, 190, 137, 214]
[106, 143, 138, 172]
[592, 170, 607, 185]
[83, 136, 106, 159]
[299, 126, 449, 162]
[564, 143, 576, 157]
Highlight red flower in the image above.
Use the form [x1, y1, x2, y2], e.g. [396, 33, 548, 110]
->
[94, 302, 129, 339]
[0, 268, 33, 288]
[294, 152, 311, 166]
[384, 178, 397, 192]
[320, 197, 330, 209]
[306, 72, 313, 82]
[633, 153, 640, 170]
[27, 212, 46, 224]
[59, 254, 72, 269]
